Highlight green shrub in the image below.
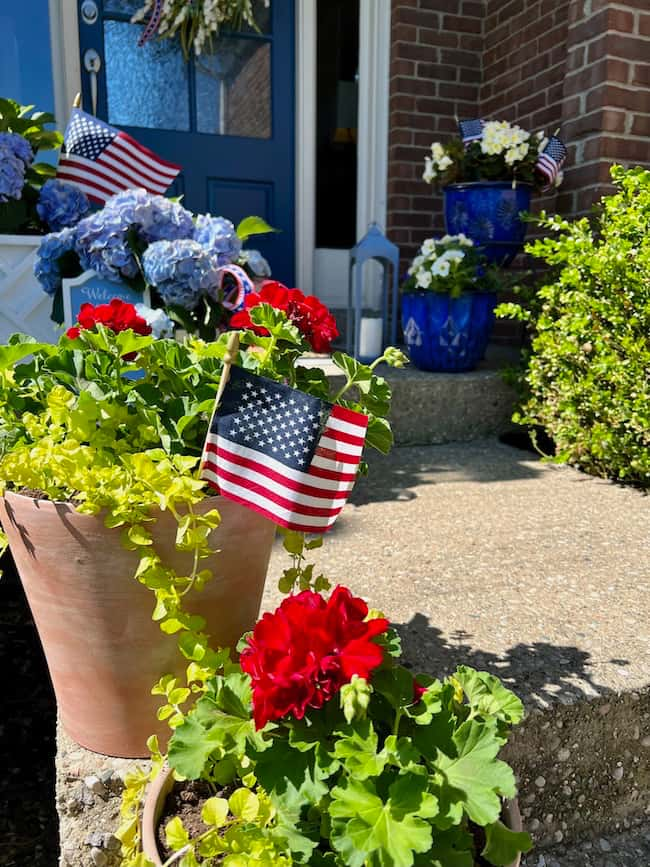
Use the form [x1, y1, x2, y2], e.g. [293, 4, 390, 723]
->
[497, 165, 650, 488]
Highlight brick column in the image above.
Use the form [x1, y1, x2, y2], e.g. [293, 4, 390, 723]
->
[560, 0, 650, 215]
[387, 0, 484, 268]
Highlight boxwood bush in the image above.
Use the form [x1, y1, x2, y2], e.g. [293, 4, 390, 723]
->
[497, 166, 650, 488]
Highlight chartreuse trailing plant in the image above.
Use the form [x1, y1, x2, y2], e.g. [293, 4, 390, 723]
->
[120, 587, 531, 867]
[496, 165, 650, 487]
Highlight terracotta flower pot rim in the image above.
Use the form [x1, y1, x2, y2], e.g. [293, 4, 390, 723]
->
[143, 766, 524, 867]
[2, 488, 217, 508]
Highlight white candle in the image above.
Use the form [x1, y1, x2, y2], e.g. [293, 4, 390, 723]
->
[359, 316, 383, 360]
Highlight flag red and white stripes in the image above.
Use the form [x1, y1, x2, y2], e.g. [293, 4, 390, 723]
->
[56, 109, 180, 203]
[200, 367, 368, 533]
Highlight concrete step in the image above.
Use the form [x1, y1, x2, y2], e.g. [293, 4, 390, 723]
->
[300, 342, 521, 445]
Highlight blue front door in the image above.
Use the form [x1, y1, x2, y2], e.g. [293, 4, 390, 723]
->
[78, 0, 295, 284]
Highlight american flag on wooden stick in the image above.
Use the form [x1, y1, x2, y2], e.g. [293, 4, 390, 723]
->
[200, 366, 368, 533]
[458, 118, 485, 145]
[535, 135, 567, 189]
[56, 109, 180, 203]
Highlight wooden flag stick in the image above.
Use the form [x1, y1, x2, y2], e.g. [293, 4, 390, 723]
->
[203, 331, 240, 451]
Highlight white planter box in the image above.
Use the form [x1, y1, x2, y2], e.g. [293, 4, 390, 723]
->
[0, 234, 60, 344]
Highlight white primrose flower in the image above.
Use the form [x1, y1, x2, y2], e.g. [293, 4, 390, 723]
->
[440, 248, 465, 264]
[431, 142, 446, 160]
[457, 233, 473, 247]
[431, 257, 451, 278]
[423, 156, 436, 184]
[416, 268, 433, 289]
[437, 154, 453, 171]
[408, 254, 426, 275]
[421, 239, 436, 256]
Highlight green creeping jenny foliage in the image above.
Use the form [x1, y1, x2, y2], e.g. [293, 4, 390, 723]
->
[130, 637, 531, 867]
[0, 312, 406, 861]
[497, 166, 650, 488]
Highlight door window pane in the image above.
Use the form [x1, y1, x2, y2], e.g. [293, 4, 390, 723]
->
[103, 0, 143, 14]
[196, 39, 271, 138]
[104, 20, 190, 131]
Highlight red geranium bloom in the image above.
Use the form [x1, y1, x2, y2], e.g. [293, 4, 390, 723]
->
[230, 280, 339, 354]
[66, 299, 152, 339]
[240, 585, 389, 729]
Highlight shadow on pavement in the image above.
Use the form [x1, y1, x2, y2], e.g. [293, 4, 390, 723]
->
[395, 611, 625, 708]
[350, 441, 544, 507]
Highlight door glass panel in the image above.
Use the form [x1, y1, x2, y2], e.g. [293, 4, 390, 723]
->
[196, 39, 271, 138]
[104, 20, 190, 130]
[103, 0, 143, 14]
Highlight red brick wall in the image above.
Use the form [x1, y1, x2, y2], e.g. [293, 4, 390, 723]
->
[386, 0, 650, 341]
[387, 0, 485, 268]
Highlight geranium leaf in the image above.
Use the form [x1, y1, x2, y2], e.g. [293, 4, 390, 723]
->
[365, 416, 393, 454]
[481, 820, 533, 866]
[453, 666, 525, 725]
[434, 720, 516, 826]
[333, 720, 387, 780]
[253, 738, 329, 804]
[167, 715, 224, 779]
[330, 775, 437, 867]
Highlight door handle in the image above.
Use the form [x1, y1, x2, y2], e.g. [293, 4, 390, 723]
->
[83, 49, 102, 116]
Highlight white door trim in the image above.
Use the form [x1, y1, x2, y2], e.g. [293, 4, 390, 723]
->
[357, 0, 391, 240]
[295, 0, 317, 293]
[48, 0, 82, 128]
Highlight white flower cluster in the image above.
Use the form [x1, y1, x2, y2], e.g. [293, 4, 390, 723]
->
[480, 121, 534, 166]
[132, 0, 269, 56]
[408, 234, 473, 288]
[423, 142, 453, 184]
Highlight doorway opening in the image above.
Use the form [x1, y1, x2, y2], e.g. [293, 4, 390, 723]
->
[313, 0, 360, 338]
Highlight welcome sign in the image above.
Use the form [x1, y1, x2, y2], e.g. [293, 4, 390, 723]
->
[62, 271, 151, 328]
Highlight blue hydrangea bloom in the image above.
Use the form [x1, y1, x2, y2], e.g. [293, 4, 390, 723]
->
[37, 179, 90, 231]
[0, 132, 33, 202]
[142, 240, 221, 309]
[74, 188, 194, 282]
[193, 214, 242, 266]
[34, 227, 78, 295]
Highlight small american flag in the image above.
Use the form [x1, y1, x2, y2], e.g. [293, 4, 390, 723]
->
[56, 109, 180, 203]
[200, 366, 368, 533]
[459, 118, 485, 145]
[536, 135, 567, 188]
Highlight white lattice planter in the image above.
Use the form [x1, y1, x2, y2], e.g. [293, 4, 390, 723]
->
[0, 235, 59, 344]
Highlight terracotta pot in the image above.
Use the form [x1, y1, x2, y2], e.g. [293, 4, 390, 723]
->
[0, 491, 275, 758]
[143, 766, 525, 867]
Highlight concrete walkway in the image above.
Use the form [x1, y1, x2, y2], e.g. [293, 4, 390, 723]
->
[264, 439, 650, 858]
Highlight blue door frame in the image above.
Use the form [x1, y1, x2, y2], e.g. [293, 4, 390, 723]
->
[78, 1, 295, 284]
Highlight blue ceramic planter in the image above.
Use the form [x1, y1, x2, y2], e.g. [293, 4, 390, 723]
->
[401, 291, 496, 372]
[443, 182, 532, 266]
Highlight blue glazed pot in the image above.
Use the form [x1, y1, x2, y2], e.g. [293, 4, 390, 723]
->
[443, 182, 532, 266]
[401, 290, 496, 372]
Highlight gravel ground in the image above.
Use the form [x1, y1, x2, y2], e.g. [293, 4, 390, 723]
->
[521, 824, 650, 865]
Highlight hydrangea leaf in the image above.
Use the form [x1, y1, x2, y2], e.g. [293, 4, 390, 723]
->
[453, 666, 525, 725]
[434, 720, 516, 826]
[333, 720, 387, 780]
[481, 820, 533, 866]
[236, 216, 279, 241]
[330, 775, 437, 867]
